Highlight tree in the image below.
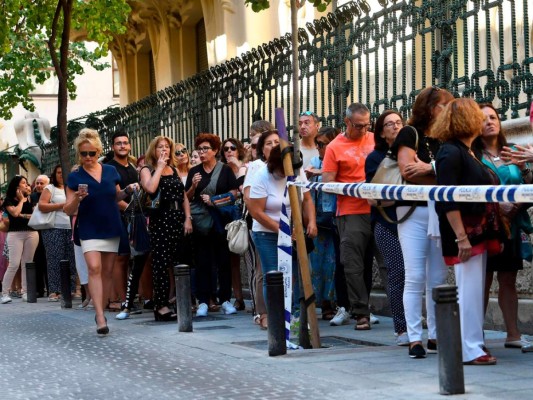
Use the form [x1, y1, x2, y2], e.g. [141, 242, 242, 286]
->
[0, 0, 131, 172]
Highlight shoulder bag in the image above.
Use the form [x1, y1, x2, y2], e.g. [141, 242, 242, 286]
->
[190, 162, 223, 235]
[225, 204, 249, 255]
[370, 125, 419, 224]
[28, 186, 56, 230]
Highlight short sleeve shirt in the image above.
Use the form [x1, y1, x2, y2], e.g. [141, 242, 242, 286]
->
[322, 132, 374, 216]
[67, 165, 123, 240]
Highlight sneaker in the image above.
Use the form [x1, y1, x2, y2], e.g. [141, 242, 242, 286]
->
[522, 343, 533, 353]
[504, 336, 532, 349]
[196, 303, 208, 317]
[396, 332, 409, 346]
[409, 343, 427, 359]
[220, 301, 237, 315]
[1, 295, 12, 304]
[369, 313, 380, 324]
[116, 310, 130, 320]
[22, 293, 27, 302]
[427, 339, 438, 354]
[330, 307, 350, 326]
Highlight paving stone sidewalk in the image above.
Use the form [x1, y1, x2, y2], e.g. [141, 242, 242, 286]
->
[1, 298, 532, 399]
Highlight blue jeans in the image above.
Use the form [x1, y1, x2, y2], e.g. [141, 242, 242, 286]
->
[252, 231, 278, 303]
[252, 230, 300, 314]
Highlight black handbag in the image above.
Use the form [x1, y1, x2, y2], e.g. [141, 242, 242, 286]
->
[127, 190, 151, 253]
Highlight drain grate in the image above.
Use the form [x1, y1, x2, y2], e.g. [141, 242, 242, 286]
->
[194, 325, 234, 331]
[232, 336, 387, 350]
[133, 315, 228, 326]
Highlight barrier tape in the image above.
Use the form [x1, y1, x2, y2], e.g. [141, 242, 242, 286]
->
[287, 181, 533, 203]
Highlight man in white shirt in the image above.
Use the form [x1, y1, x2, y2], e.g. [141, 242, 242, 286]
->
[298, 111, 320, 169]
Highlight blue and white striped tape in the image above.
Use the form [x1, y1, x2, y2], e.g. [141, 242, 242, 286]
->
[288, 181, 533, 203]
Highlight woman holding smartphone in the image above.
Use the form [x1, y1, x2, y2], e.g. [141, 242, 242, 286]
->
[64, 129, 137, 335]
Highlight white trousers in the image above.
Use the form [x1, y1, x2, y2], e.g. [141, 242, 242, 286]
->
[74, 244, 89, 285]
[397, 206, 448, 342]
[455, 252, 487, 362]
[2, 231, 39, 295]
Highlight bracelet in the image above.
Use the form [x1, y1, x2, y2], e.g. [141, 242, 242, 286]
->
[455, 235, 468, 243]
[430, 160, 436, 175]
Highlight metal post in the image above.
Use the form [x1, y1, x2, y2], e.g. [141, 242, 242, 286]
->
[173, 264, 192, 332]
[432, 285, 465, 395]
[60, 260, 72, 309]
[25, 262, 37, 303]
[266, 271, 287, 357]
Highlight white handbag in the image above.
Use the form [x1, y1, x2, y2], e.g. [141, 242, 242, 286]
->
[225, 206, 249, 255]
[28, 186, 56, 230]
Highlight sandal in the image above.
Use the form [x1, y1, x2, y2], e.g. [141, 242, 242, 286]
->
[106, 301, 122, 312]
[355, 316, 371, 330]
[463, 355, 497, 365]
[234, 299, 246, 311]
[208, 302, 220, 312]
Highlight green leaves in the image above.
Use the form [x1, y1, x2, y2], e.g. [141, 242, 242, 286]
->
[0, 0, 129, 119]
[244, 0, 332, 13]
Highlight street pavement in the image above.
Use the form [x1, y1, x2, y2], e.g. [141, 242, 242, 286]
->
[1, 298, 533, 400]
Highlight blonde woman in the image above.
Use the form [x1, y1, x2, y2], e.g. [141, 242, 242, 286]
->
[64, 128, 137, 335]
[175, 143, 192, 185]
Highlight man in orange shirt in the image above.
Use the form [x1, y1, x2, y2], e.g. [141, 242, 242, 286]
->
[322, 103, 375, 330]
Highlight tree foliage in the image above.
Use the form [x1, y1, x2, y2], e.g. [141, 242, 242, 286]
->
[244, 0, 332, 13]
[0, 0, 131, 120]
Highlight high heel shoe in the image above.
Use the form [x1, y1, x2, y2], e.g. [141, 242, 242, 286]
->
[153, 310, 177, 322]
[95, 316, 109, 335]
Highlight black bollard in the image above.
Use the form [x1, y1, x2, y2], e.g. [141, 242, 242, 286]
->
[25, 262, 37, 303]
[60, 260, 72, 309]
[432, 285, 465, 395]
[173, 264, 193, 332]
[265, 271, 286, 356]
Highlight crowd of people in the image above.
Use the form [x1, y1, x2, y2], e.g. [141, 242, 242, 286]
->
[1, 87, 532, 366]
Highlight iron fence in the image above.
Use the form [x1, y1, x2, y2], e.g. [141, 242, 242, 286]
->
[34, 0, 532, 173]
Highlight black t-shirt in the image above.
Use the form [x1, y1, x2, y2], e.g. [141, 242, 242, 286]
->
[107, 159, 139, 204]
[4, 197, 34, 232]
[390, 126, 440, 164]
[185, 162, 238, 203]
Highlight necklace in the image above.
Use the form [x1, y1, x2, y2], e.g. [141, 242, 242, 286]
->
[483, 148, 500, 161]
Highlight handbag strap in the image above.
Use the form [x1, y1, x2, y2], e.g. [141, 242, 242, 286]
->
[203, 162, 223, 196]
[377, 204, 416, 224]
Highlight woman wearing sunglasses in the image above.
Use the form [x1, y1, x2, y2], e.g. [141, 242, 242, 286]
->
[64, 128, 137, 335]
[220, 138, 247, 311]
[175, 144, 191, 185]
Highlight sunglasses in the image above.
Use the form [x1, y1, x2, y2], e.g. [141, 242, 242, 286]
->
[300, 111, 317, 117]
[224, 145, 237, 152]
[175, 149, 188, 155]
[315, 142, 328, 149]
[80, 151, 97, 158]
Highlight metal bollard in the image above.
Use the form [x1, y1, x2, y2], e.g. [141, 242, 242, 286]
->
[173, 264, 193, 332]
[60, 260, 72, 309]
[265, 271, 287, 356]
[432, 285, 465, 395]
[25, 262, 37, 303]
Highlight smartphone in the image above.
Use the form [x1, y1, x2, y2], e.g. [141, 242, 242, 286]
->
[78, 184, 88, 195]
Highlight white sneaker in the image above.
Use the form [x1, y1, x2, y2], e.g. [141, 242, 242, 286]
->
[22, 293, 27, 302]
[196, 303, 208, 317]
[116, 311, 130, 320]
[1, 295, 12, 304]
[370, 313, 380, 324]
[220, 301, 237, 315]
[395, 332, 409, 346]
[330, 307, 350, 326]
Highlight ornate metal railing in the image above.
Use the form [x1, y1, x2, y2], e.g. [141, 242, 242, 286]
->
[38, 0, 531, 173]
